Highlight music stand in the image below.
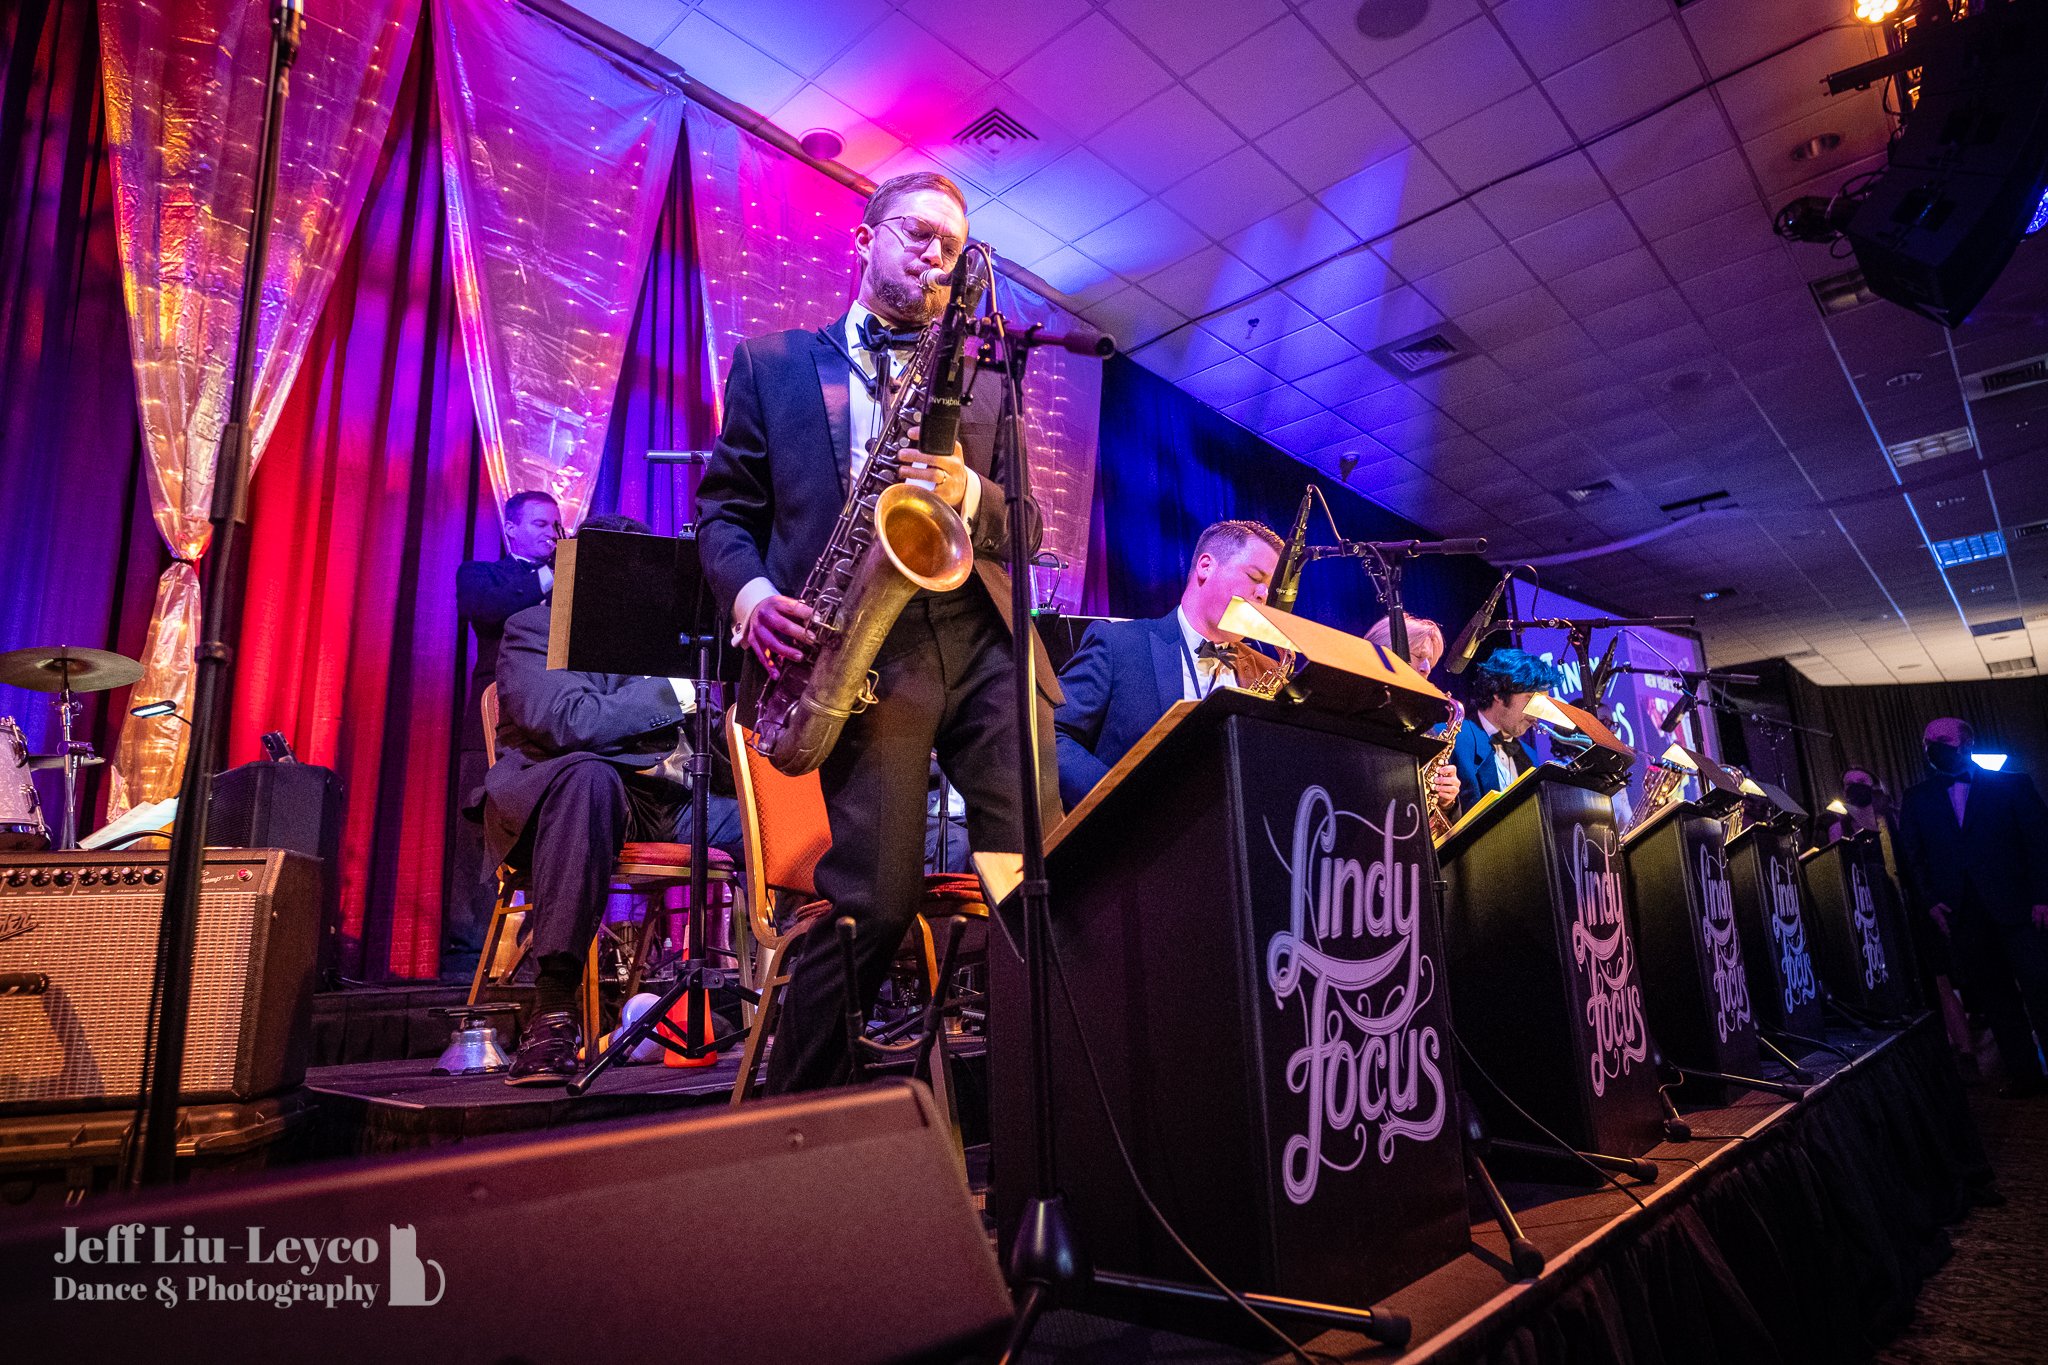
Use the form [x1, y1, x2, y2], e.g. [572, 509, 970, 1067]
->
[549, 528, 747, 1094]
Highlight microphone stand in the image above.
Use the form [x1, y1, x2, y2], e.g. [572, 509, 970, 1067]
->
[127, 0, 303, 1190]
[1303, 536, 1488, 660]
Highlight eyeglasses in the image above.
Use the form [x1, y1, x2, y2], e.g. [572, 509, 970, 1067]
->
[876, 215, 966, 266]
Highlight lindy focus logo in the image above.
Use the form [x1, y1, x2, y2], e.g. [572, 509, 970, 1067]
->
[51, 1223, 443, 1309]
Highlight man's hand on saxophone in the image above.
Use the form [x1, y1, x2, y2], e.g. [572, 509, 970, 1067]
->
[899, 423, 971, 509]
[744, 595, 815, 679]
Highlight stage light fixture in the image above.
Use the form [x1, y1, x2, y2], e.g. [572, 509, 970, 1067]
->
[1854, 0, 1900, 22]
[1971, 751, 2010, 772]
[1826, 798, 1849, 815]
[130, 698, 179, 719]
[1697, 587, 1736, 602]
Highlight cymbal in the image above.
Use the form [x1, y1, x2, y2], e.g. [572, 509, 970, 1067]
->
[0, 647, 144, 693]
[28, 753, 104, 771]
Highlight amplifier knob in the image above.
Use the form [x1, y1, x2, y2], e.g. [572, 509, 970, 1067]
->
[79, 870, 95, 885]
[123, 869, 142, 885]
[143, 869, 163, 885]
[29, 870, 47, 886]
[4, 870, 23, 887]
[52, 870, 72, 886]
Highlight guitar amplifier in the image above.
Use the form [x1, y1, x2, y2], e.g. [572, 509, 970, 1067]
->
[0, 849, 319, 1112]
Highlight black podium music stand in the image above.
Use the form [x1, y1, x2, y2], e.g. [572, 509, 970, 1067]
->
[1438, 767, 1667, 1158]
[1727, 812, 1826, 1040]
[1622, 801, 1764, 1085]
[1799, 833, 1916, 1018]
[989, 688, 1468, 1322]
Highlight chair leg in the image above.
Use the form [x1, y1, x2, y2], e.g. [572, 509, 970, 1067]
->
[731, 936, 793, 1106]
[582, 936, 601, 1060]
[469, 885, 516, 1006]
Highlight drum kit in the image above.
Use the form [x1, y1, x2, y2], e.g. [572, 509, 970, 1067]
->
[0, 645, 145, 851]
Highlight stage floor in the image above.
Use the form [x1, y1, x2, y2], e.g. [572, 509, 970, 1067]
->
[1016, 1017, 1990, 1364]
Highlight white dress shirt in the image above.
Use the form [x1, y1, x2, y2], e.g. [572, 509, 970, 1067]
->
[1476, 712, 1521, 789]
[729, 302, 982, 640]
[1175, 607, 1237, 700]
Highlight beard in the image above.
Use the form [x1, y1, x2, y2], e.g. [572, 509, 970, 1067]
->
[865, 256, 945, 326]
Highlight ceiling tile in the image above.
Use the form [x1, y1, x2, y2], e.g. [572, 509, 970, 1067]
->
[1455, 284, 1572, 350]
[1584, 92, 1739, 198]
[1004, 146, 1148, 239]
[697, 0, 891, 78]
[1224, 383, 1325, 431]
[1199, 287, 1319, 351]
[1103, 0, 1290, 78]
[1295, 352, 1403, 406]
[1369, 201, 1502, 279]
[1490, 321, 1601, 378]
[1471, 151, 1610, 238]
[1709, 22, 1883, 141]
[1299, 0, 1485, 79]
[1679, 0, 1864, 79]
[1579, 287, 1693, 350]
[766, 84, 906, 174]
[1186, 14, 1355, 139]
[1257, 86, 1410, 194]
[1280, 248, 1401, 315]
[1368, 408, 1469, 456]
[1004, 12, 1176, 139]
[1490, 0, 1669, 79]
[1074, 199, 1211, 279]
[1087, 283, 1188, 346]
[1086, 85, 1247, 194]
[1268, 410, 1365, 455]
[1541, 18, 1701, 142]
[1178, 353, 1287, 408]
[1648, 203, 1783, 282]
[1161, 145, 1303, 238]
[659, 12, 806, 113]
[1024, 244, 1114, 296]
[816, 15, 991, 139]
[573, 0, 687, 47]
[1132, 322, 1239, 380]
[898, 0, 1091, 77]
[1511, 200, 1643, 281]
[1334, 382, 1437, 433]
[1247, 322, 1360, 382]
[1140, 242, 1270, 317]
[1369, 17, 1531, 140]
[1223, 198, 1360, 283]
[1547, 246, 1669, 319]
[1324, 285, 1447, 350]
[1410, 246, 1538, 317]
[1676, 250, 1806, 318]
[920, 83, 1074, 194]
[1620, 149, 1759, 241]
[1319, 152, 1460, 240]
[1423, 85, 1576, 195]
[970, 197, 1068, 269]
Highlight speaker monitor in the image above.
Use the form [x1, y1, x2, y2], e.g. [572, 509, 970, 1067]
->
[210, 761, 344, 981]
[0, 1080, 1012, 1364]
[0, 850, 320, 1111]
[1844, 6, 2048, 327]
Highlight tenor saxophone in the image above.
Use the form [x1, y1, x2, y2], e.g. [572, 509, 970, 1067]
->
[1423, 703, 1463, 842]
[746, 296, 978, 776]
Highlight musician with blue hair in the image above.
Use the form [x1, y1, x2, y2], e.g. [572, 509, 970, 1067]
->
[1449, 648, 1562, 811]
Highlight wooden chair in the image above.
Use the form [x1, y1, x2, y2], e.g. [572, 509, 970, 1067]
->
[724, 708, 987, 1132]
[468, 684, 736, 1052]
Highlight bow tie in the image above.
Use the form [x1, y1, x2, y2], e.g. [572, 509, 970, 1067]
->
[1491, 732, 1521, 751]
[1195, 640, 1231, 663]
[857, 315, 923, 354]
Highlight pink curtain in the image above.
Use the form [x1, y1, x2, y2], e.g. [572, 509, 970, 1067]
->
[97, 0, 419, 815]
[431, 0, 684, 526]
[683, 103, 1099, 605]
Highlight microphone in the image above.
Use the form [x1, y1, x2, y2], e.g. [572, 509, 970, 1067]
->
[1019, 322, 1117, 356]
[918, 247, 989, 459]
[1270, 487, 1315, 613]
[918, 264, 950, 291]
[1445, 572, 1509, 675]
[1660, 690, 1700, 736]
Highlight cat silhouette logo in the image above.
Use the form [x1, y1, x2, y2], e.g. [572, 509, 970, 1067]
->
[387, 1225, 445, 1307]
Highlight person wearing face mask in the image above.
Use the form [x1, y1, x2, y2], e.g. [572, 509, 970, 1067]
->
[1898, 717, 2048, 1097]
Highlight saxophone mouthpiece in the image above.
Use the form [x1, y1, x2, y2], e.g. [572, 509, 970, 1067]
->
[920, 265, 950, 291]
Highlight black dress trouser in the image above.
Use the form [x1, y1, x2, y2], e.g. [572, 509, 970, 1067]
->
[765, 589, 1059, 1094]
[1948, 896, 2048, 1081]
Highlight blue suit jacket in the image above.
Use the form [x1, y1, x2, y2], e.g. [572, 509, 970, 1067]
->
[1451, 719, 1538, 812]
[1055, 612, 1208, 809]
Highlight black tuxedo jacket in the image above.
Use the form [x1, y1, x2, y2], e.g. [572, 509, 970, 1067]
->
[456, 553, 548, 747]
[1897, 768, 2048, 926]
[479, 602, 690, 869]
[694, 315, 1059, 701]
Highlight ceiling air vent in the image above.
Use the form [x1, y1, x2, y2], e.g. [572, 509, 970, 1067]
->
[1811, 268, 1878, 316]
[1368, 323, 1475, 378]
[1886, 426, 1973, 468]
[1559, 478, 1618, 508]
[1988, 657, 2038, 676]
[2010, 519, 2048, 540]
[1969, 617, 2025, 637]
[950, 108, 1038, 167]
[1962, 353, 2048, 401]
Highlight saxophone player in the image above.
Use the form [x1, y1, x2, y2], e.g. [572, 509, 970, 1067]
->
[696, 172, 1061, 1096]
[1365, 615, 1461, 814]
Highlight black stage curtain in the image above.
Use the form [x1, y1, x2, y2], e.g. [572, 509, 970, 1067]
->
[1452, 1022, 1988, 1365]
[1786, 673, 2048, 813]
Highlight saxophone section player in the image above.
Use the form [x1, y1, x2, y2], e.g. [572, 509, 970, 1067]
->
[696, 172, 1061, 1096]
[1364, 615, 1462, 824]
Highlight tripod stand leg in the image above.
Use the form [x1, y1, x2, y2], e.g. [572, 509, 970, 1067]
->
[1488, 1138, 1659, 1183]
[837, 917, 867, 1084]
[1467, 1147, 1543, 1279]
[1671, 1064, 1807, 1101]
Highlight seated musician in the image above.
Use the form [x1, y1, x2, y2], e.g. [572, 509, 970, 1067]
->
[1448, 647, 1561, 812]
[481, 513, 744, 1085]
[1364, 614, 1459, 812]
[1053, 520, 1285, 809]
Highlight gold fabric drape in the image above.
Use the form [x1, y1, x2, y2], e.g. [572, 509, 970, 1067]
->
[98, 0, 419, 815]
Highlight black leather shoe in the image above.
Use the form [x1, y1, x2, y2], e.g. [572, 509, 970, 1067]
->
[506, 1010, 581, 1086]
